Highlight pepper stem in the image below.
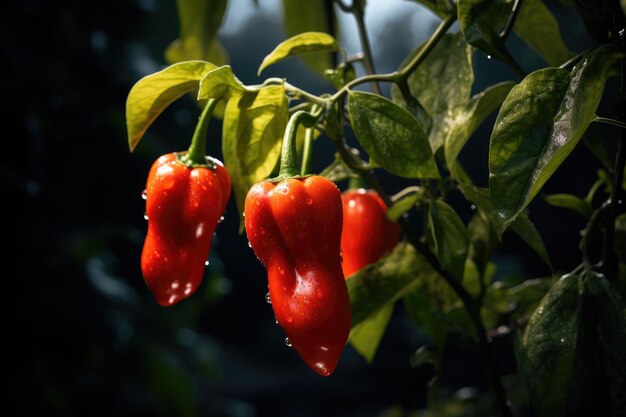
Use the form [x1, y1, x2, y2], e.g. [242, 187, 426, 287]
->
[348, 174, 369, 190]
[279, 110, 318, 178]
[181, 99, 218, 167]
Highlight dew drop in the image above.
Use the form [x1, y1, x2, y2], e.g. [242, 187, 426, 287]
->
[265, 292, 271, 304]
[218, 216, 224, 224]
[248, 241, 253, 248]
[205, 260, 210, 266]
[275, 318, 279, 324]
[470, 204, 476, 210]
[141, 189, 147, 200]
[487, 55, 492, 60]
[306, 197, 313, 206]
[285, 337, 292, 347]
[143, 212, 149, 220]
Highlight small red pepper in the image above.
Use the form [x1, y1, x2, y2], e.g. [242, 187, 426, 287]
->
[141, 153, 230, 306]
[140, 99, 231, 306]
[244, 176, 351, 376]
[341, 189, 401, 278]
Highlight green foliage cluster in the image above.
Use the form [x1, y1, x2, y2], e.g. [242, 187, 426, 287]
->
[126, 0, 626, 415]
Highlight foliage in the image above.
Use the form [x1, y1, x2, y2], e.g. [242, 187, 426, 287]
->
[125, 0, 626, 416]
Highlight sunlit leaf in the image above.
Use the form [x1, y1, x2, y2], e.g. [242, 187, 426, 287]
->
[258, 32, 340, 76]
[408, 0, 456, 18]
[126, 61, 218, 151]
[543, 193, 591, 217]
[348, 91, 439, 179]
[349, 303, 394, 363]
[197, 65, 250, 100]
[387, 191, 424, 221]
[489, 45, 623, 236]
[222, 85, 288, 231]
[282, 0, 337, 77]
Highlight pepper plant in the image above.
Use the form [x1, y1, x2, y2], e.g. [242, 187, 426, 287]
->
[125, 0, 626, 415]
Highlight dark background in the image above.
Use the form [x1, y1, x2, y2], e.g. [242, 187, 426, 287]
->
[3, 1, 612, 416]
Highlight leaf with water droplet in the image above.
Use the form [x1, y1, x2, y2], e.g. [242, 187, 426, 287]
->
[517, 272, 626, 416]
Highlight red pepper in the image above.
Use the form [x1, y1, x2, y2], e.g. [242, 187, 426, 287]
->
[244, 176, 351, 376]
[140, 100, 231, 306]
[341, 189, 401, 278]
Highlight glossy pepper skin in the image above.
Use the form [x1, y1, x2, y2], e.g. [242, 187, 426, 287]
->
[141, 152, 231, 306]
[244, 176, 351, 376]
[341, 189, 401, 278]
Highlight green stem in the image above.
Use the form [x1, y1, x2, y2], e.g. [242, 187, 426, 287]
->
[594, 116, 626, 130]
[498, 0, 524, 41]
[300, 125, 316, 176]
[181, 99, 218, 167]
[352, 1, 381, 94]
[329, 14, 456, 103]
[498, 46, 526, 79]
[278, 110, 320, 179]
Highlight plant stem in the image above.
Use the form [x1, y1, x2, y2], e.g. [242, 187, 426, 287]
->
[329, 14, 456, 102]
[498, 0, 524, 41]
[180, 99, 218, 167]
[351, 1, 381, 94]
[334, 137, 511, 416]
[300, 126, 316, 176]
[594, 116, 626, 130]
[499, 46, 527, 79]
[600, 56, 626, 278]
[278, 109, 321, 179]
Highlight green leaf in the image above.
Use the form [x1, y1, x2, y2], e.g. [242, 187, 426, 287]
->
[458, 0, 512, 61]
[348, 91, 439, 179]
[429, 200, 469, 280]
[467, 211, 499, 274]
[517, 272, 626, 416]
[391, 33, 475, 152]
[513, 0, 571, 66]
[282, 0, 337, 77]
[543, 193, 591, 217]
[165, 0, 229, 66]
[510, 213, 552, 270]
[459, 0, 571, 67]
[460, 185, 551, 267]
[222, 85, 288, 231]
[126, 60, 218, 152]
[386, 191, 424, 222]
[347, 243, 443, 327]
[197, 65, 250, 100]
[489, 45, 624, 236]
[348, 303, 394, 363]
[444, 81, 515, 168]
[258, 32, 340, 76]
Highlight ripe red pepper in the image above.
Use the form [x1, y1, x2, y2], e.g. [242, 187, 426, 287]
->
[341, 189, 401, 278]
[244, 176, 351, 376]
[141, 152, 231, 306]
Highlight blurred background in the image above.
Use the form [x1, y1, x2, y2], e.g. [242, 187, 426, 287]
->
[4, 0, 611, 416]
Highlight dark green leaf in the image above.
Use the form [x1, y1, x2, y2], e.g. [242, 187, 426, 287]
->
[387, 190, 424, 221]
[391, 33, 474, 152]
[467, 211, 499, 273]
[282, 0, 337, 77]
[222, 85, 288, 231]
[458, 0, 511, 61]
[348, 303, 394, 363]
[583, 123, 616, 172]
[348, 91, 439, 179]
[258, 32, 340, 76]
[459, 185, 551, 267]
[319, 153, 353, 182]
[444, 81, 515, 168]
[348, 243, 443, 327]
[517, 272, 626, 416]
[543, 193, 591, 217]
[429, 200, 469, 280]
[126, 61, 218, 151]
[165, 0, 229, 66]
[489, 45, 624, 236]
[513, 0, 571, 66]
[510, 213, 552, 270]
